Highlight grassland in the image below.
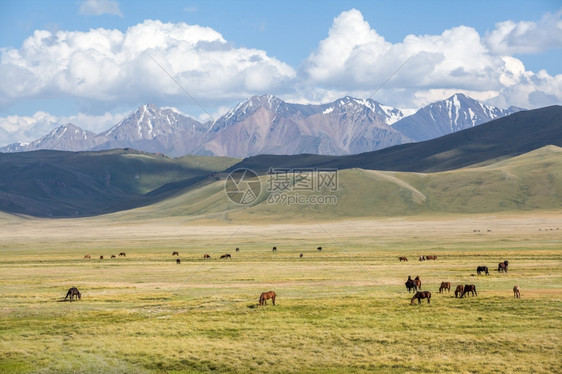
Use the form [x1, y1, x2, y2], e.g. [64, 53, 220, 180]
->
[1, 212, 561, 373]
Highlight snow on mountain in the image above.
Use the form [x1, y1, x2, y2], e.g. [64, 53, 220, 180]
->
[0, 123, 99, 152]
[392, 93, 524, 141]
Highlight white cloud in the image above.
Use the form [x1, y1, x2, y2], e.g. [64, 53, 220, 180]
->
[0, 111, 126, 146]
[299, 9, 562, 110]
[0, 20, 296, 111]
[79, 0, 123, 17]
[485, 10, 562, 55]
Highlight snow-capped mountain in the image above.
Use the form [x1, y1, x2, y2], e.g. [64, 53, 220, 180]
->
[393, 93, 524, 141]
[0, 94, 525, 157]
[0, 123, 99, 153]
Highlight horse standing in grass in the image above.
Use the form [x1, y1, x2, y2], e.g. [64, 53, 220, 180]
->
[439, 282, 451, 293]
[84, 255, 91, 259]
[399, 256, 408, 262]
[203, 254, 211, 259]
[498, 260, 509, 273]
[119, 252, 126, 257]
[413, 276, 422, 289]
[172, 251, 179, 256]
[317, 247, 322, 251]
[461, 285, 477, 298]
[513, 285, 521, 298]
[411, 291, 431, 304]
[220, 254, 231, 259]
[405, 276, 417, 293]
[176, 259, 181, 264]
[455, 285, 464, 298]
[477, 266, 489, 275]
[65, 287, 81, 302]
[259, 291, 276, 306]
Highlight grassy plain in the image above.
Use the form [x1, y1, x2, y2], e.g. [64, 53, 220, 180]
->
[0, 212, 561, 373]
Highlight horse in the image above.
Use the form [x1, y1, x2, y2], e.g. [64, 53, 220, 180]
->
[405, 277, 417, 293]
[99, 255, 104, 260]
[477, 266, 489, 275]
[84, 255, 91, 259]
[454, 285, 464, 298]
[317, 247, 322, 251]
[426, 255, 437, 260]
[259, 291, 276, 306]
[498, 260, 509, 273]
[220, 254, 231, 259]
[235, 247, 240, 252]
[461, 285, 477, 298]
[399, 256, 408, 262]
[300, 253, 303, 258]
[172, 251, 179, 256]
[203, 254, 211, 259]
[413, 276, 422, 289]
[419, 256, 425, 261]
[111, 255, 116, 259]
[119, 252, 126, 257]
[65, 287, 81, 302]
[439, 282, 451, 293]
[176, 259, 181, 264]
[411, 291, 431, 304]
[513, 285, 520, 298]
[272, 246, 277, 252]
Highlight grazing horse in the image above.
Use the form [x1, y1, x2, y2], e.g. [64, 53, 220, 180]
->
[236, 247, 240, 252]
[439, 282, 451, 293]
[272, 246, 277, 252]
[513, 285, 520, 298]
[203, 254, 211, 259]
[259, 291, 276, 306]
[65, 287, 81, 302]
[411, 291, 431, 304]
[454, 285, 464, 298]
[176, 259, 181, 264]
[220, 254, 231, 259]
[111, 255, 116, 258]
[172, 251, 179, 256]
[300, 253, 303, 258]
[399, 256, 408, 262]
[99, 255, 104, 260]
[426, 255, 437, 260]
[477, 266, 489, 275]
[317, 247, 322, 251]
[84, 255, 91, 259]
[461, 285, 477, 298]
[119, 252, 126, 257]
[498, 260, 509, 273]
[405, 276, 417, 293]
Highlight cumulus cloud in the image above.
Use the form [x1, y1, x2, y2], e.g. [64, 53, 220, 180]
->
[299, 9, 562, 109]
[0, 20, 296, 112]
[0, 111, 126, 146]
[485, 10, 562, 55]
[79, 0, 123, 17]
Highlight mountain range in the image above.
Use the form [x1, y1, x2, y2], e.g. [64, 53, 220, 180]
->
[1, 105, 560, 218]
[0, 93, 522, 157]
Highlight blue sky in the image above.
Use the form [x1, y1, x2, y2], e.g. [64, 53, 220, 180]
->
[0, 0, 561, 146]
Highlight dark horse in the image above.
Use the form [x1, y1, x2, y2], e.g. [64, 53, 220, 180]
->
[399, 256, 408, 262]
[119, 252, 126, 257]
[220, 254, 231, 259]
[65, 287, 81, 302]
[272, 246, 277, 252]
[317, 247, 322, 251]
[461, 284, 477, 298]
[405, 276, 417, 293]
[477, 266, 489, 275]
[203, 254, 211, 259]
[172, 251, 179, 256]
[259, 291, 276, 306]
[454, 285, 464, 298]
[411, 291, 431, 304]
[498, 260, 509, 273]
[176, 259, 181, 264]
[439, 282, 451, 293]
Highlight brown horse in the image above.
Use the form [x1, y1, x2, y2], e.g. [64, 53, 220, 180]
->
[119, 252, 126, 257]
[259, 291, 276, 306]
[498, 260, 509, 273]
[220, 254, 231, 259]
[99, 255, 104, 260]
[176, 259, 181, 264]
[203, 254, 211, 259]
[272, 246, 277, 252]
[172, 251, 179, 256]
[454, 285, 464, 298]
[65, 287, 81, 302]
[299, 253, 303, 258]
[411, 291, 431, 304]
[426, 255, 437, 260]
[111, 255, 116, 258]
[461, 284, 477, 298]
[439, 282, 451, 293]
[513, 285, 520, 298]
[477, 266, 489, 275]
[84, 255, 91, 259]
[405, 277, 417, 293]
[399, 256, 408, 262]
[413, 276, 422, 289]
[235, 247, 240, 252]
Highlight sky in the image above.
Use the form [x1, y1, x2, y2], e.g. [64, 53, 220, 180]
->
[0, 0, 561, 147]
